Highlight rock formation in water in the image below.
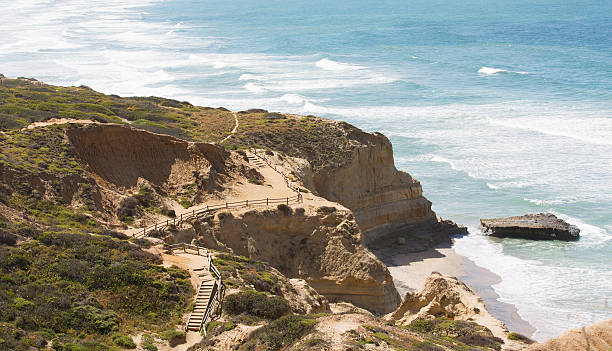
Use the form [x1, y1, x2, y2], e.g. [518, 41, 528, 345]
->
[481, 213, 580, 241]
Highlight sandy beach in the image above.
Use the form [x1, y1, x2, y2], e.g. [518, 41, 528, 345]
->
[376, 242, 537, 338]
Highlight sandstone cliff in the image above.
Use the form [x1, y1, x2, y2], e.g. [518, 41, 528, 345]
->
[525, 318, 612, 351]
[192, 205, 402, 314]
[299, 130, 465, 251]
[67, 124, 229, 191]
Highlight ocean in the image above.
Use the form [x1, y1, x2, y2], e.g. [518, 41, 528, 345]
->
[1, 0, 610, 341]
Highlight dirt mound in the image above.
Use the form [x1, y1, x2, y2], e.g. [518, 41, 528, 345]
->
[67, 125, 229, 190]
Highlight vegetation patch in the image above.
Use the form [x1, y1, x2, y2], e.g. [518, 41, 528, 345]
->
[224, 290, 291, 320]
[0, 222, 192, 350]
[239, 314, 318, 351]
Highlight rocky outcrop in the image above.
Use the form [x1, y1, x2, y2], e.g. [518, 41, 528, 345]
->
[525, 318, 612, 351]
[481, 213, 580, 241]
[308, 131, 464, 249]
[387, 272, 528, 350]
[198, 206, 401, 314]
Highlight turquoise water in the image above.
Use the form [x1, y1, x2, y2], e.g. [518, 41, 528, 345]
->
[1, 0, 610, 340]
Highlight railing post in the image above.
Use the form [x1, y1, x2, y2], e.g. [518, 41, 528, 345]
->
[183, 243, 186, 253]
[193, 209, 195, 216]
[180, 213, 183, 222]
[225, 202, 228, 209]
[266, 198, 269, 205]
[246, 200, 248, 207]
[286, 197, 289, 205]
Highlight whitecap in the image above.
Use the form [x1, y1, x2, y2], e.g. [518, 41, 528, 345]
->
[478, 66, 508, 75]
[486, 181, 533, 190]
[523, 197, 578, 206]
[239, 74, 264, 81]
[315, 58, 365, 71]
[243, 83, 267, 94]
[279, 94, 308, 106]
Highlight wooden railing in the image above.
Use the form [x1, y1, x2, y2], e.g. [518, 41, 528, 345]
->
[249, 148, 302, 194]
[136, 193, 302, 238]
[167, 243, 225, 335]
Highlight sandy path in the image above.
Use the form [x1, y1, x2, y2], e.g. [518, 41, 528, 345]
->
[219, 112, 239, 143]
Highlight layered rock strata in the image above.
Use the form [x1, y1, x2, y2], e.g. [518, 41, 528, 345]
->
[481, 213, 580, 241]
[308, 131, 464, 248]
[194, 206, 402, 314]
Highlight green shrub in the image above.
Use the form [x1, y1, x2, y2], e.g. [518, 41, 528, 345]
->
[241, 314, 318, 351]
[407, 319, 434, 333]
[161, 329, 185, 346]
[456, 333, 503, 350]
[507, 332, 535, 344]
[112, 334, 136, 348]
[224, 290, 290, 320]
[141, 334, 157, 351]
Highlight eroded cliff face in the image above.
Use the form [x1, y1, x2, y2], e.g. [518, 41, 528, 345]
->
[67, 125, 229, 191]
[308, 132, 457, 248]
[196, 206, 402, 314]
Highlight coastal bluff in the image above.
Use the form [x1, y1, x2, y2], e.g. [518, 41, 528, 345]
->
[481, 213, 580, 241]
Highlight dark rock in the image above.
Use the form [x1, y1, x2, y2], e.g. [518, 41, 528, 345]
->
[480, 213, 580, 241]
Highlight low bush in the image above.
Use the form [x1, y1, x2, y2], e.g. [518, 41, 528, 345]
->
[240, 314, 318, 351]
[277, 204, 293, 216]
[0, 230, 17, 245]
[507, 332, 535, 344]
[224, 290, 290, 320]
[112, 334, 136, 348]
[456, 333, 503, 350]
[141, 334, 157, 351]
[161, 329, 185, 346]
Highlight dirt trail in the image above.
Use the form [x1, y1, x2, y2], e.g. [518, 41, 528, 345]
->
[219, 112, 239, 143]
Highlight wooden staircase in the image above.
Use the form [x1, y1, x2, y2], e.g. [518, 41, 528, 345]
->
[187, 268, 217, 332]
[246, 152, 266, 168]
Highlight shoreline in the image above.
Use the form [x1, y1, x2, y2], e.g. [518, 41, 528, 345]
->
[376, 242, 536, 338]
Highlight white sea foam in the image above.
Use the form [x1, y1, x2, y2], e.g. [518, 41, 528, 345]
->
[551, 212, 612, 246]
[478, 66, 530, 75]
[315, 58, 365, 71]
[239, 74, 264, 81]
[486, 181, 533, 190]
[454, 228, 612, 341]
[243, 83, 267, 94]
[523, 197, 578, 206]
[489, 117, 612, 146]
[279, 94, 309, 105]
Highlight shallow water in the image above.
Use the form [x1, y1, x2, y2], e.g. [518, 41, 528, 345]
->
[1, 0, 611, 341]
